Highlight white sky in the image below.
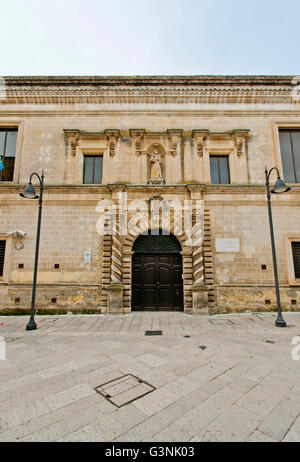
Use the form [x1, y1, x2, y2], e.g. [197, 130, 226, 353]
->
[1, 0, 300, 75]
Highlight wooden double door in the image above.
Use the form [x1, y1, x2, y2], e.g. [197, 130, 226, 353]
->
[132, 253, 183, 311]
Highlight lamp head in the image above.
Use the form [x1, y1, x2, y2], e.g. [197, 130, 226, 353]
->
[271, 177, 291, 194]
[19, 182, 39, 199]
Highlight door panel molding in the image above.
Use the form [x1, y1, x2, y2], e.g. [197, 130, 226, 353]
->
[132, 253, 183, 311]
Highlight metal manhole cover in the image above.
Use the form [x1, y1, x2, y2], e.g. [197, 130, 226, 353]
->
[95, 374, 156, 408]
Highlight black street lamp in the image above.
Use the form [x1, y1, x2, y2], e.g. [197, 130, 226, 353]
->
[265, 166, 290, 328]
[19, 172, 44, 330]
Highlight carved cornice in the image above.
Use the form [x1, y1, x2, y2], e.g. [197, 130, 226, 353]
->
[107, 184, 127, 192]
[149, 194, 164, 203]
[3, 76, 294, 85]
[192, 129, 250, 157]
[64, 129, 121, 156]
[1, 76, 298, 105]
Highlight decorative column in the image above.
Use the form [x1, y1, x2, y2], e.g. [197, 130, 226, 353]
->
[100, 235, 112, 313]
[107, 186, 125, 314]
[191, 231, 209, 313]
[111, 221, 123, 285]
[107, 222, 124, 313]
[189, 189, 209, 313]
[203, 208, 216, 313]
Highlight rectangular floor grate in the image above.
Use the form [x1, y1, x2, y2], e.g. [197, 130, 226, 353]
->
[95, 374, 156, 408]
[145, 330, 163, 336]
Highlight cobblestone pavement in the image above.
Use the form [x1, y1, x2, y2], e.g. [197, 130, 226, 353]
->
[0, 312, 300, 442]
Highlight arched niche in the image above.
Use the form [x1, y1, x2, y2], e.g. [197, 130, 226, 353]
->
[147, 143, 165, 185]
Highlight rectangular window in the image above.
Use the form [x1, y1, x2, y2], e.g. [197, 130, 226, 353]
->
[83, 155, 103, 184]
[0, 240, 6, 277]
[210, 155, 230, 184]
[0, 129, 18, 181]
[292, 242, 300, 279]
[279, 129, 300, 183]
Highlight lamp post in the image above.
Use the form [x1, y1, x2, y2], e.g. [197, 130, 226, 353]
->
[19, 172, 44, 331]
[265, 166, 290, 327]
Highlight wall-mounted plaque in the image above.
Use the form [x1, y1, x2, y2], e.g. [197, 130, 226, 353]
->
[215, 238, 240, 253]
[84, 250, 91, 263]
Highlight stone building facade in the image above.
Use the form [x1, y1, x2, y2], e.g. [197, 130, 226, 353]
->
[0, 75, 300, 314]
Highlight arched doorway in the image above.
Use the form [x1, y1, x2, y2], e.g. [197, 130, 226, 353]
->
[132, 230, 183, 311]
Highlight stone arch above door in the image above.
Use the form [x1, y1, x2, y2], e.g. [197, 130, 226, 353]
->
[132, 229, 182, 254]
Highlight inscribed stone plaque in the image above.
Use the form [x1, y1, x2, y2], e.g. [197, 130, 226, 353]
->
[215, 238, 240, 252]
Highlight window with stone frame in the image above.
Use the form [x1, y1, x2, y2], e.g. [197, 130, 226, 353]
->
[0, 129, 18, 181]
[279, 129, 300, 183]
[83, 155, 103, 184]
[209, 155, 230, 184]
[292, 242, 300, 279]
[0, 240, 6, 277]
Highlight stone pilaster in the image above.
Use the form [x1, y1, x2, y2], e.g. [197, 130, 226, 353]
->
[101, 235, 112, 313]
[203, 208, 216, 313]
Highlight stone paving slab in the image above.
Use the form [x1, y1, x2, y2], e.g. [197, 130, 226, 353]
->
[0, 312, 300, 442]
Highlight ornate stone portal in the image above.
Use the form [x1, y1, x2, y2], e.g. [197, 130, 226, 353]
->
[101, 194, 213, 315]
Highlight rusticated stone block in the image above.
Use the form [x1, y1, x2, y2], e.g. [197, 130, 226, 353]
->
[191, 284, 209, 314]
[107, 283, 124, 314]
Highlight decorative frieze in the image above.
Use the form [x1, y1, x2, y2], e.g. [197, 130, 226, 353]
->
[2, 76, 297, 105]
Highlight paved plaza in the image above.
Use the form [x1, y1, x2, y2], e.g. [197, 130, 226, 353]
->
[0, 311, 300, 442]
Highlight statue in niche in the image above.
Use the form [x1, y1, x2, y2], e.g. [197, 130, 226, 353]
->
[148, 149, 164, 184]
